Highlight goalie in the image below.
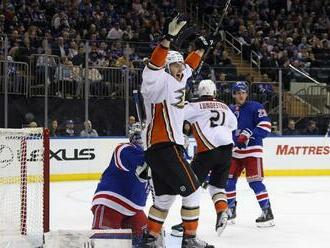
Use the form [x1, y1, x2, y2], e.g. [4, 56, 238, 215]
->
[91, 129, 149, 247]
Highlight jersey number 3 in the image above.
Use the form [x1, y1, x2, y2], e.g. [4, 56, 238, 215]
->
[210, 110, 225, 127]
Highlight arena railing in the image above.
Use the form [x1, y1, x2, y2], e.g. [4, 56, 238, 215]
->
[250, 50, 261, 72]
[0, 60, 29, 96]
[28, 54, 61, 97]
[224, 31, 243, 62]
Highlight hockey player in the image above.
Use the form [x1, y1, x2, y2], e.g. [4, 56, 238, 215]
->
[225, 81, 275, 227]
[171, 79, 237, 237]
[91, 129, 149, 247]
[141, 14, 216, 248]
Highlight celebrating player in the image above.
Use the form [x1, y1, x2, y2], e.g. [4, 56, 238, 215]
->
[141, 13, 216, 248]
[171, 79, 237, 237]
[91, 129, 150, 247]
[225, 81, 275, 227]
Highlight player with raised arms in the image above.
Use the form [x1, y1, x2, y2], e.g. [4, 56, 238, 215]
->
[226, 81, 275, 227]
[141, 13, 216, 248]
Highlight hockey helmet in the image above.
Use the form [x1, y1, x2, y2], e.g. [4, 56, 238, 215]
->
[198, 79, 217, 97]
[166, 50, 184, 67]
[232, 81, 248, 94]
[128, 127, 143, 146]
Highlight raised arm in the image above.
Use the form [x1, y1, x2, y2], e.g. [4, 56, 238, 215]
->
[148, 15, 187, 70]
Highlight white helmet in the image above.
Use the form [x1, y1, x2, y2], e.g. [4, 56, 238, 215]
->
[198, 79, 217, 97]
[166, 50, 184, 67]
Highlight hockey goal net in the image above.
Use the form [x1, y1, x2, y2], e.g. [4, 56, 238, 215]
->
[0, 128, 49, 247]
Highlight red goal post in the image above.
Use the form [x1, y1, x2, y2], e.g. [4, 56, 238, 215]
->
[0, 128, 49, 247]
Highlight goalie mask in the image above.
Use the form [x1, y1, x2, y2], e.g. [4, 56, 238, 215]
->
[198, 79, 217, 97]
[128, 128, 143, 147]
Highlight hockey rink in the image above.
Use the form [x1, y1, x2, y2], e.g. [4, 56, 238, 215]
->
[50, 177, 330, 248]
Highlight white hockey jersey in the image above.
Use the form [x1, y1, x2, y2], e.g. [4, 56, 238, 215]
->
[141, 65, 192, 149]
[184, 99, 237, 153]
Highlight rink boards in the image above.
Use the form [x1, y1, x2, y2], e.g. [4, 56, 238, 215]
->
[47, 136, 330, 181]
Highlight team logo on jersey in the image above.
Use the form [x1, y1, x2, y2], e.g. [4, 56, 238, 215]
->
[234, 105, 240, 118]
[172, 88, 186, 109]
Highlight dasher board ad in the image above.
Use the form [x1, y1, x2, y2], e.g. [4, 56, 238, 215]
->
[263, 137, 330, 169]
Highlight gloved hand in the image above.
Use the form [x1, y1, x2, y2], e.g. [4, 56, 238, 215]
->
[167, 14, 187, 38]
[194, 36, 214, 50]
[135, 162, 149, 183]
[194, 33, 222, 50]
[236, 128, 253, 149]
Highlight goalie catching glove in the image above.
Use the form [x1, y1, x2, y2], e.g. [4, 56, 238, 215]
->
[135, 162, 150, 183]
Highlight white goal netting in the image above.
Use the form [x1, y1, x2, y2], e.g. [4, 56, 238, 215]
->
[0, 128, 49, 248]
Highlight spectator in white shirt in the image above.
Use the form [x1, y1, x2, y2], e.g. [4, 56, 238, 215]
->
[107, 23, 123, 40]
[80, 120, 98, 137]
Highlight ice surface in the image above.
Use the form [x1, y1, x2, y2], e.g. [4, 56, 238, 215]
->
[50, 177, 330, 248]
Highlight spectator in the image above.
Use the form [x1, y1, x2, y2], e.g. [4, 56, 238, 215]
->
[63, 119, 76, 136]
[302, 120, 320, 135]
[50, 120, 59, 137]
[107, 22, 123, 40]
[283, 119, 300, 135]
[52, 36, 68, 58]
[80, 120, 98, 137]
[128, 115, 142, 133]
[28, 121, 38, 128]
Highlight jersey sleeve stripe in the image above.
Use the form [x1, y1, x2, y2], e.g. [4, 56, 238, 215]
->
[114, 144, 130, 171]
[257, 121, 272, 132]
[184, 51, 202, 70]
[150, 44, 168, 68]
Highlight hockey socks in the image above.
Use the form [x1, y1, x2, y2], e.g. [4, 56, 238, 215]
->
[181, 206, 200, 236]
[147, 205, 168, 236]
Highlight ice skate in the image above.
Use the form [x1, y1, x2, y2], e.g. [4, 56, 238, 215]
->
[256, 206, 275, 228]
[182, 235, 215, 248]
[142, 230, 158, 248]
[215, 211, 228, 236]
[171, 223, 183, 237]
[227, 201, 237, 224]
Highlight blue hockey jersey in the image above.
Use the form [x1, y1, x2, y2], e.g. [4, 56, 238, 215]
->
[92, 143, 149, 216]
[230, 100, 271, 158]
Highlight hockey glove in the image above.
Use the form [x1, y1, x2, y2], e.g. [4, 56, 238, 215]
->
[237, 128, 253, 149]
[194, 36, 214, 50]
[135, 162, 149, 183]
[165, 13, 187, 41]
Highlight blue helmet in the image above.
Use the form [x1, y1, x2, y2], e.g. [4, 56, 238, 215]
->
[232, 81, 248, 94]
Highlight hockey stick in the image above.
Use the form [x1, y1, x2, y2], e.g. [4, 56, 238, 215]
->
[194, 0, 231, 77]
[132, 90, 143, 129]
[132, 89, 156, 203]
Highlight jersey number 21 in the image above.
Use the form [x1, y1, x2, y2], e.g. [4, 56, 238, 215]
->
[210, 110, 225, 127]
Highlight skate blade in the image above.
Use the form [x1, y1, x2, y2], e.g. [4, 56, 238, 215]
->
[216, 219, 228, 237]
[170, 230, 183, 237]
[256, 219, 275, 228]
[227, 219, 236, 225]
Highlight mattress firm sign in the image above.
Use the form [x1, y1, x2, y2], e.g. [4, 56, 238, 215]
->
[263, 137, 330, 169]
